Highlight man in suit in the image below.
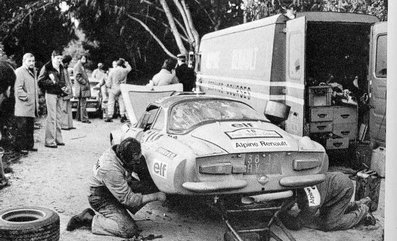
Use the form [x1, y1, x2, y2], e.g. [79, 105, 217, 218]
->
[73, 55, 91, 123]
[14, 53, 39, 154]
[175, 54, 195, 92]
[38, 50, 67, 148]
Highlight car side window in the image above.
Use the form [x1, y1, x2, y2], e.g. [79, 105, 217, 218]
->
[151, 108, 165, 131]
[139, 107, 160, 131]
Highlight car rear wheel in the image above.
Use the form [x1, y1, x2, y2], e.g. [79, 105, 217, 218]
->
[0, 206, 60, 240]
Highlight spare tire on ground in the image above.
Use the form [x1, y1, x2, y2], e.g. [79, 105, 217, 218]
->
[0, 206, 59, 240]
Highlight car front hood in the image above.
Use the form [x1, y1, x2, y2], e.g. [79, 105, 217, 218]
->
[188, 121, 300, 154]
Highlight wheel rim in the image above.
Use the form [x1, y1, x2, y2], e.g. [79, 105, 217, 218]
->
[1, 209, 46, 223]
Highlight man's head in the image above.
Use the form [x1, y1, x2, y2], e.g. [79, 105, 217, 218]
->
[112, 60, 117, 68]
[62, 55, 72, 68]
[162, 58, 176, 72]
[51, 50, 63, 68]
[116, 137, 142, 168]
[97, 63, 104, 70]
[22, 53, 35, 70]
[79, 55, 87, 64]
[117, 58, 125, 67]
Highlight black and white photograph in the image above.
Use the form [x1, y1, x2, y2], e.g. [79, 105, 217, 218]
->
[0, 1, 394, 240]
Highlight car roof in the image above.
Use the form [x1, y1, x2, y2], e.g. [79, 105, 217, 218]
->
[151, 93, 248, 109]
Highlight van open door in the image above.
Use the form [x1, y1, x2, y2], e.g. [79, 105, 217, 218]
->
[368, 22, 387, 147]
[285, 16, 306, 136]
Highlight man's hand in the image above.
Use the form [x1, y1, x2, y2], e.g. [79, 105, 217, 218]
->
[155, 192, 166, 202]
[49, 73, 56, 84]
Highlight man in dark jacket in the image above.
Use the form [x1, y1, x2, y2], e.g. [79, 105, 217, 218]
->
[175, 54, 196, 91]
[38, 49, 67, 148]
[73, 55, 91, 123]
[67, 137, 166, 238]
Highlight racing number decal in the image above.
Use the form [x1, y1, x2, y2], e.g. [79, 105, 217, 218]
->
[153, 161, 167, 179]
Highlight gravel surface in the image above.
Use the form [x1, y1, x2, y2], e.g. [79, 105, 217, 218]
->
[0, 117, 384, 241]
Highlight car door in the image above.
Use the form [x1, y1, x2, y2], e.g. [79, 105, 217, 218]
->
[285, 16, 306, 137]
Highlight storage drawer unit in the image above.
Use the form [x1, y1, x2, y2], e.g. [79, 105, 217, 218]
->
[326, 137, 349, 150]
[333, 123, 357, 140]
[310, 121, 333, 133]
[310, 106, 334, 122]
[333, 106, 357, 124]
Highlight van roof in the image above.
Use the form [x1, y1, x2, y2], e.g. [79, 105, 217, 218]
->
[201, 12, 379, 41]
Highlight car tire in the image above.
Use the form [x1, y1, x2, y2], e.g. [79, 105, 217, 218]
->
[0, 206, 60, 241]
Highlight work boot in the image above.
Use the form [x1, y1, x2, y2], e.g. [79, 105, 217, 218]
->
[66, 208, 95, 231]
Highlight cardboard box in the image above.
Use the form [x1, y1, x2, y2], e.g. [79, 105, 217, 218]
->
[333, 106, 357, 124]
[310, 121, 333, 133]
[308, 86, 332, 107]
[310, 106, 334, 122]
[326, 136, 349, 149]
[333, 122, 357, 140]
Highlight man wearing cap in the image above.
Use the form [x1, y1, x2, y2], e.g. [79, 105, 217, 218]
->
[105, 58, 131, 123]
[66, 137, 166, 238]
[175, 53, 196, 91]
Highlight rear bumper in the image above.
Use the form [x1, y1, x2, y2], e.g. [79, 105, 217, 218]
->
[182, 174, 325, 193]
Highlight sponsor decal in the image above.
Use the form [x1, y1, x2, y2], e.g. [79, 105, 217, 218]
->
[233, 140, 288, 149]
[226, 128, 282, 139]
[153, 161, 167, 178]
[304, 186, 321, 207]
[156, 147, 177, 159]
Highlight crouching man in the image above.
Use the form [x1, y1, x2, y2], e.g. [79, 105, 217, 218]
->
[279, 172, 375, 231]
[67, 137, 166, 238]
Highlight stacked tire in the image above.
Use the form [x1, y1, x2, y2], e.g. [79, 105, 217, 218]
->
[0, 207, 59, 240]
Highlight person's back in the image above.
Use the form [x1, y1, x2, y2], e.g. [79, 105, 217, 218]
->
[151, 58, 178, 86]
[175, 54, 195, 91]
[107, 59, 131, 89]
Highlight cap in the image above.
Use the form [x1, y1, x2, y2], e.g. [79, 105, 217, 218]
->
[98, 63, 104, 68]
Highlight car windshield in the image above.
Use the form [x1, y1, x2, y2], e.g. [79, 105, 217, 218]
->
[168, 99, 265, 133]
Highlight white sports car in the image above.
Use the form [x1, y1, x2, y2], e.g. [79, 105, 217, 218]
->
[111, 84, 328, 198]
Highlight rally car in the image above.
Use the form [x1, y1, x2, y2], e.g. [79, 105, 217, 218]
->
[110, 84, 328, 197]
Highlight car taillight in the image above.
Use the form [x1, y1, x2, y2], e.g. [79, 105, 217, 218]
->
[199, 163, 232, 175]
[293, 159, 321, 171]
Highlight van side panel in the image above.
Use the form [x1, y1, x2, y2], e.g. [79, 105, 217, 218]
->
[197, 23, 285, 114]
[369, 22, 387, 147]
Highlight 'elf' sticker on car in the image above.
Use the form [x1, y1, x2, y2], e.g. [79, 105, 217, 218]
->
[153, 161, 167, 179]
[304, 186, 321, 207]
[233, 140, 288, 149]
[225, 128, 281, 139]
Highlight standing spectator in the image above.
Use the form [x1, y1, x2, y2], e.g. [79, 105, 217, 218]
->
[73, 55, 91, 124]
[175, 54, 195, 91]
[14, 53, 39, 155]
[105, 58, 131, 123]
[38, 50, 66, 148]
[92, 63, 109, 120]
[150, 58, 178, 86]
[60, 55, 75, 130]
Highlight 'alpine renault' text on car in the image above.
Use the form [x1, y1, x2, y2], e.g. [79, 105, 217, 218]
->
[110, 84, 328, 199]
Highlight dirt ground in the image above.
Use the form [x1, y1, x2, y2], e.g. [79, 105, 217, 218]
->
[0, 117, 384, 241]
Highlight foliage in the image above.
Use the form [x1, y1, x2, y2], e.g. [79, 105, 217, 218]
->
[242, 0, 387, 22]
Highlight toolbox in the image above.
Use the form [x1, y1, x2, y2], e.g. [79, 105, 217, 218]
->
[308, 86, 332, 107]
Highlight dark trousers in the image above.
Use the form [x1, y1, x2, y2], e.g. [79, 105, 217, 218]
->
[15, 116, 35, 151]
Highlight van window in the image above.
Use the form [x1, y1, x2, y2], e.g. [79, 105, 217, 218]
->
[375, 34, 387, 77]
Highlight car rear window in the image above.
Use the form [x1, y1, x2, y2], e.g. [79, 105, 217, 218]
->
[168, 99, 264, 133]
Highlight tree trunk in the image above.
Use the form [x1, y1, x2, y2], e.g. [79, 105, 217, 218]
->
[159, 0, 187, 56]
[181, 0, 200, 53]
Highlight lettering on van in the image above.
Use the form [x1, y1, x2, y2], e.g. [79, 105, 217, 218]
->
[231, 48, 259, 71]
[206, 80, 251, 100]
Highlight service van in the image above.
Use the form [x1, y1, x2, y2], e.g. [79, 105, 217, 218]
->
[196, 12, 387, 163]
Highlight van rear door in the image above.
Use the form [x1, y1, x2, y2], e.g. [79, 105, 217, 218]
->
[285, 16, 306, 136]
[368, 22, 387, 147]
